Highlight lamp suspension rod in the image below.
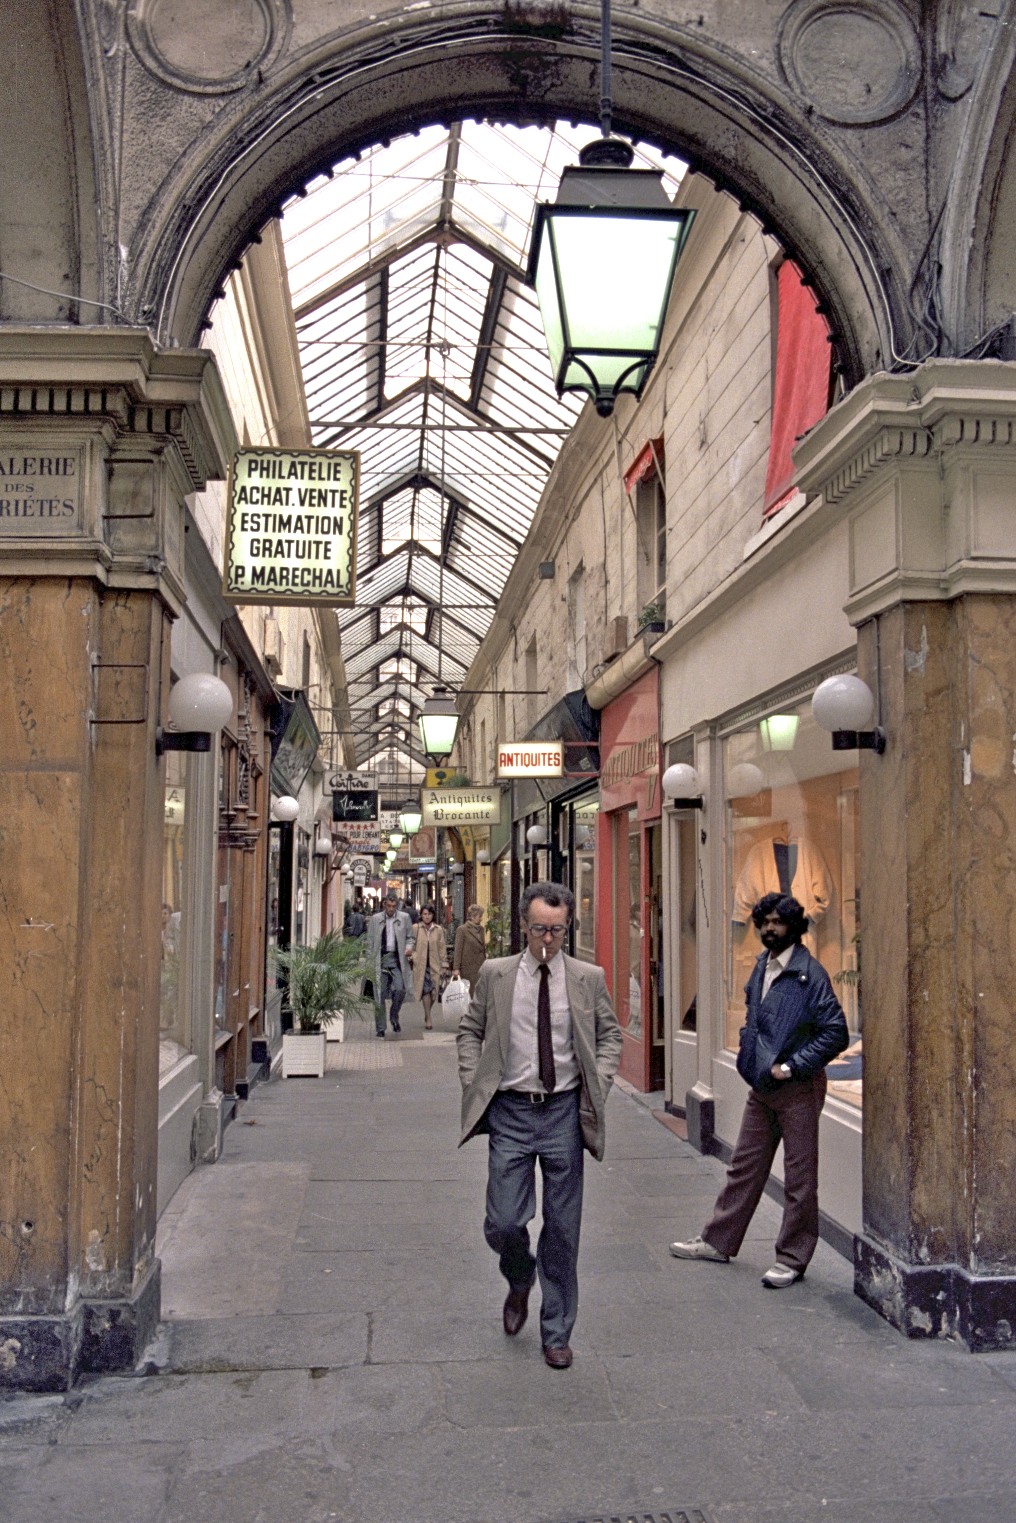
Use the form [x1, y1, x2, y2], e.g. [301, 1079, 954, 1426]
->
[600, 0, 613, 139]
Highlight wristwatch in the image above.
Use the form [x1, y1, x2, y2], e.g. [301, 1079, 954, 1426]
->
[778, 1062, 793, 1079]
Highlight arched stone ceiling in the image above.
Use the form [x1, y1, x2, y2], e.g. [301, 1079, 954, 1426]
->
[100, 5, 948, 385]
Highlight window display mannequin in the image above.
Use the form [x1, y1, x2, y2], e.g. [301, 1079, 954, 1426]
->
[732, 827, 832, 932]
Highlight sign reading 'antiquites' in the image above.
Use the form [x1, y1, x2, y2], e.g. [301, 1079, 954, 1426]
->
[223, 446, 359, 606]
[496, 741, 564, 778]
[0, 449, 82, 533]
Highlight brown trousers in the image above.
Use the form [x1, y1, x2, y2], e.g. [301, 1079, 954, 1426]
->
[702, 1072, 827, 1273]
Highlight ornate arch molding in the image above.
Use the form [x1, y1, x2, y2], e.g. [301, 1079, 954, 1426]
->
[126, 9, 915, 386]
[937, 1, 1016, 357]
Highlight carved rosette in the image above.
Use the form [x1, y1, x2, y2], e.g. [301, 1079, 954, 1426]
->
[777, 0, 922, 125]
[125, 0, 291, 94]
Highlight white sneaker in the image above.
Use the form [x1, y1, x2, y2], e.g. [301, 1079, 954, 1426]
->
[668, 1235, 729, 1263]
[761, 1263, 803, 1288]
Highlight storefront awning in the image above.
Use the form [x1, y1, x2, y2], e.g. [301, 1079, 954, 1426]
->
[623, 436, 664, 495]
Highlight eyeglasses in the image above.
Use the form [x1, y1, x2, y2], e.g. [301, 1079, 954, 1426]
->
[526, 923, 568, 939]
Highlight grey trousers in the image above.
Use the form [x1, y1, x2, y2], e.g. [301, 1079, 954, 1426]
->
[483, 1088, 584, 1348]
[375, 953, 406, 1034]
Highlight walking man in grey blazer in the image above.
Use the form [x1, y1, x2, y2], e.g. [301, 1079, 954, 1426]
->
[457, 881, 622, 1369]
[366, 892, 413, 1037]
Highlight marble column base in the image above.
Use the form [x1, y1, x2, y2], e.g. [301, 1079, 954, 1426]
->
[855, 1235, 1016, 1351]
[0, 1260, 161, 1393]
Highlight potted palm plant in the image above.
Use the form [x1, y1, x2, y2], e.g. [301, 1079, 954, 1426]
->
[277, 931, 369, 1077]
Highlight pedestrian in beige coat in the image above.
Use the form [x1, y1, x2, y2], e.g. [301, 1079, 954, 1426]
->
[409, 902, 447, 1029]
[452, 903, 487, 990]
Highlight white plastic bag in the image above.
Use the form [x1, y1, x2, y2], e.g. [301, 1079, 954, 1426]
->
[441, 972, 471, 1019]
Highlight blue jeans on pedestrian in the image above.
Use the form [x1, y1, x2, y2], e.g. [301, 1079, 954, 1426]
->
[483, 1087, 584, 1349]
[376, 953, 406, 1034]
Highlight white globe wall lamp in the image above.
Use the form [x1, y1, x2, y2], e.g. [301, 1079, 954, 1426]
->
[661, 762, 705, 810]
[526, 823, 549, 847]
[812, 674, 886, 753]
[156, 672, 233, 757]
[271, 795, 300, 823]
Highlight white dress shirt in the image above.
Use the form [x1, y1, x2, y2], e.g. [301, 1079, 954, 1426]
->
[499, 948, 580, 1094]
[762, 943, 794, 998]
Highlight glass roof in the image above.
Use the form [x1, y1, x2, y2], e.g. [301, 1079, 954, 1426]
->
[280, 120, 685, 770]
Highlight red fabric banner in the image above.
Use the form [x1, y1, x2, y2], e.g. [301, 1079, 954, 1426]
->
[763, 261, 832, 517]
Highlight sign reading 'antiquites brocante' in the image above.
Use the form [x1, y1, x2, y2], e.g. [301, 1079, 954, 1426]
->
[223, 446, 359, 606]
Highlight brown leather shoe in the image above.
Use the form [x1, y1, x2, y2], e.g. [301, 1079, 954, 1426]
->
[502, 1283, 532, 1337]
[542, 1344, 573, 1370]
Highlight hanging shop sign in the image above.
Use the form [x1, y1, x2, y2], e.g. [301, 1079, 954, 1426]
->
[496, 741, 564, 779]
[270, 692, 320, 797]
[421, 787, 501, 827]
[223, 446, 359, 607]
[335, 818, 382, 853]
[328, 769, 378, 792]
[350, 856, 372, 888]
[332, 788, 379, 823]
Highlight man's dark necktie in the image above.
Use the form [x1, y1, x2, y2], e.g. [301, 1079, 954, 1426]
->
[537, 963, 556, 1093]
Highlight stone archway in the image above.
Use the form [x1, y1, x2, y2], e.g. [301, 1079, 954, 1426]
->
[120, 7, 925, 389]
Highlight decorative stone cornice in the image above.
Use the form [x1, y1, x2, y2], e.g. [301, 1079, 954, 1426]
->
[793, 360, 1016, 624]
[0, 328, 235, 490]
[0, 329, 234, 609]
[795, 359, 1016, 506]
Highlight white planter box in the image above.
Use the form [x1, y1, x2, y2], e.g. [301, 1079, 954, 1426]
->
[282, 1030, 327, 1077]
[325, 1010, 345, 1043]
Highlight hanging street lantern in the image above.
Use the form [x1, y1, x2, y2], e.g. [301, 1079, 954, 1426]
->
[398, 798, 423, 836]
[527, 139, 696, 418]
[419, 684, 460, 763]
[525, 0, 696, 418]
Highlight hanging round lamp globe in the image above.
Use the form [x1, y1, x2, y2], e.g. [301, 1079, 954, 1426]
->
[527, 138, 697, 417]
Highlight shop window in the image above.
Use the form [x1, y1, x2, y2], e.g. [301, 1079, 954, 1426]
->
[567, 564, 587, 690]
[160, 749, 187, 1045]
[525, 636, 538, 729]
[572, 798, 598, 963]
[635, 474, 666, 622]
[723, 690, 861, 1109]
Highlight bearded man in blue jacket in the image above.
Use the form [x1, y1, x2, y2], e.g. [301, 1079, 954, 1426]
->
[670, 892, 849, 1288]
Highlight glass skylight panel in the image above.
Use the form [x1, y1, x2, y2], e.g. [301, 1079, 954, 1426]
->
[343, 631, 402, 681]
[336, 610, 376, 654]
[284, 127, 449, 310]
[280, 118, 687, 739]
[381, 485, 443, 555]
[379, 598, 429, 635]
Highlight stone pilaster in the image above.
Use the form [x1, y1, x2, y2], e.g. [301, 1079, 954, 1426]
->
[0, 330, 233, 1390]
[795, 360, 1016, 1350]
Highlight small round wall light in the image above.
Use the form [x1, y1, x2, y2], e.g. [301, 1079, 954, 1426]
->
[812, 674, 885, 753]
[726, 762, 766, 798]
[662, 763, 704, 809]
[271, 795, 300, 823]
[156, 671, 233, 756]
[526, 823, 549, 846]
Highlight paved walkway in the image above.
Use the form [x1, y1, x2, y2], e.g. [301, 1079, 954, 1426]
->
[4, 1003, 1016, 1523]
